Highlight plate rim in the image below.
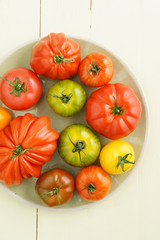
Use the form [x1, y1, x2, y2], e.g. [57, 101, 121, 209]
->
[0, 36, 150, 211]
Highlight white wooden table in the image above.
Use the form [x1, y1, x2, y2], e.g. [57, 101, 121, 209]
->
[0, 0, 159, 239]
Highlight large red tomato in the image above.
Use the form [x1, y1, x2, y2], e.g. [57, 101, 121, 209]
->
[0, 68, 42, 110]
[86, 83, 142, 140]
[35, 168, 75, 207]
[76, 165, 111, 201]
[0, 113, 59, 186]
[30, 32, 81, 80]
[78, 52, 113, 87]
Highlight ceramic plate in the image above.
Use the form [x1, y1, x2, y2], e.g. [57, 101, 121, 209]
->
[0, 38, 149, 210]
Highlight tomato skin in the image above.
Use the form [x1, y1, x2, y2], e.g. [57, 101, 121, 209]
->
[100, 140, 135, 175]
[78, 52, 113, 88]
[0, 107, 12, 131]
[58, 124, 101, 167]
[0, 68, 42, 110]
[76, 165, 111, 201]
[30, 33, 81, 80]
[35, 168, 75, 207]
[0, 113, 59, 186]
[47, 80, 86, 117]
[86, 83, 142, 140]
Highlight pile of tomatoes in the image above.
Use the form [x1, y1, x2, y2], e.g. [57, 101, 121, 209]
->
[0, 32, 141, 207]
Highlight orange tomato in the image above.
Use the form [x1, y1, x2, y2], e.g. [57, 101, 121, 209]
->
[0, 107, 12, 130]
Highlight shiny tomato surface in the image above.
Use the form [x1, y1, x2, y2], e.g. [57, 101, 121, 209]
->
[78, 52, 113, 87]
[0, 113, 59, 186]
[0, 68, 42, 110]
[35, 168, 75, 207]
[86, 83, 142, 140]
[0, 107, 12, 131]
[76, 165, 111, 201]
[30, 33, 81, 80]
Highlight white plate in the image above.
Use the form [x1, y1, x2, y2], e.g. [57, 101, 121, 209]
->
[0, 37, 149, 211]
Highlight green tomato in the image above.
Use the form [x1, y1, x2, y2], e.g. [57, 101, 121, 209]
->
[58, 124, 101, 167]
[47, 80, 87, 117]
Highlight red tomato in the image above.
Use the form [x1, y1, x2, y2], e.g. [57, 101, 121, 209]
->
[0, 68, 42, 110]
[30, 32, 81, 80]
[76, 165, 111, 201]
[0, 113, 59, 186]
[86, 83, 142, 140]
[35, 168, 75, 207]
[78, 52, 113, 87]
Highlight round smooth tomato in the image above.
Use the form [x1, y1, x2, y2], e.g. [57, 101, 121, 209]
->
[47, 80, 86, 117]
[58, 124, 101, 167]
[100, 140, 135, 175]
[30, 32, 81, 80]
[86, 83, 142, 140]
[76, 165, 111, 201]
[0, 107, 12, 131]
[0, 68, 42, 110]
[78, 52, 114, 87]
[35, 168, 75, 207]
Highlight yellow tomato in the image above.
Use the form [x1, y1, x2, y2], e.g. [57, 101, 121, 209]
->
[100, 140, 135, 175]
[0, 107, 12, 131]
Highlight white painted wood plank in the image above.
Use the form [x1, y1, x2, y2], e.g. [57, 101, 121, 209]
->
[0, 0, 40, 60]
[0, 0, 40, 239]
[41, 0, 90, 38]
[0, 187, 37, 240]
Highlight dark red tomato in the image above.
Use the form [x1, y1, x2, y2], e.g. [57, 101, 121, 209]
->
[0, 68, 42, 110]
[86, 83, 142, 140]
[78, 52, 113, 87]
[76, 165, 111, 201]
[35, 168, 75, 207]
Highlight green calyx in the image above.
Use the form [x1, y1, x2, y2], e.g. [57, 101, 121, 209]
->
[88, 61, 101, 77]
[54, 46, 75, 65]
[72, 141, 86, 153]
[10, 145, 31, 161]
[40, 185, 62, 204]
[68, 135, 88, 163]
[85, 183, 96, 195]
[116, 153, 135, 172]
[112, 96, 125, 115]
[49, 89, 73, 104]
[2, 77, 28, 97]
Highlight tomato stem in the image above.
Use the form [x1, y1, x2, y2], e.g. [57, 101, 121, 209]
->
[87, 61, 101, 77]
[1, 77, 28, 97]
[112, 96, 125, 115]
[116, 153, 135, 172]
[49, 89, 73, 104]
[10, 145, 32, 161]
[40, 185, 62, 204]
[54, 46, 75, 64]
[82, 183, 96, 195]
[67, 135, 88, 163]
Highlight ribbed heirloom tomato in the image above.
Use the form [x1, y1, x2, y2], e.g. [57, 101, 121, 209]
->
[86, 83, 142, 140]
[35, 168, 75, 207]
[78, 52, 114, 87]
[0, 113, 59, 186]
[30, 32, 81, 80]
[76, 165, 111, 201]
[0, 68, 42, 110]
